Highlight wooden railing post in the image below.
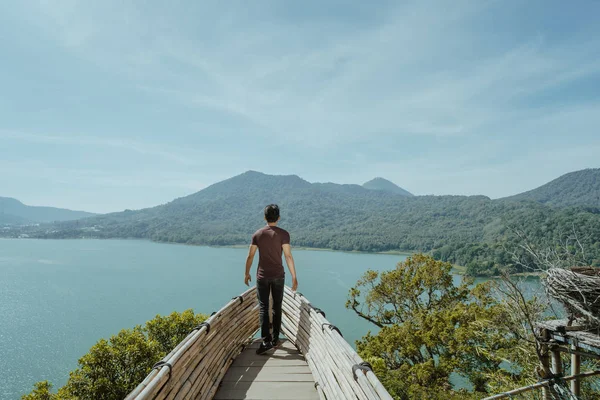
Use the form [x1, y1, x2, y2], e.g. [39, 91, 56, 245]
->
[540, 329, 551, 400]
[571, 344, 581, 396]
[550, 342, 563, 376]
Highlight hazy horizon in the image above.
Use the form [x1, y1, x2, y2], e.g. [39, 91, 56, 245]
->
[4, 167, 599, 214]
[2, 1, 599, 213]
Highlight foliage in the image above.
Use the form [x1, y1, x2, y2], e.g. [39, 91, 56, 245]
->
[362, 177, 413, 196]
[6, 171, 600, 276]
[504, 168, 600, 209]
[61, 327, 161, 400]
[22, 310, 207, 400]
[21, 381, 55, 400]
[346, 254, 541, 399]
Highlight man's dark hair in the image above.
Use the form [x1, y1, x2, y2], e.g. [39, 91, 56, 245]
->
[264, 204, 280, 223]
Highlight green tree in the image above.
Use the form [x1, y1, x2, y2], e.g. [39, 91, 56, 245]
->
[22, 310, 207, 400]
[61, 327, 161, 400]
[346, 254, 519, 399]
[21, 381, 56, 400]
[145, 309, 206, 354]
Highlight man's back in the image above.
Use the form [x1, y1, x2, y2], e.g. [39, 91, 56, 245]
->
[251, 225, 290, 280]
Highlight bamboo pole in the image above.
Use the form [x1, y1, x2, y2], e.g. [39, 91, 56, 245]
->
[155, 300, 258, 399]
[177, 303, 258, 397]
[482, 370, 600, 400]
[281, 301, 343, 398]
[162, 301, 258, 399]
[282, 289, 390, 399]
[281, 320, 332, 399]
[166, 307, 258, 399]
[288, 310, 360, 399]
[281, 294, 354, 399]
[571, 344, 581, 396]
[283, 293, 370, 399]
[129, 289, 257, 400]
[550, 344, 563, 377]
[540, 330, 551, 400]
[188, 311, 259, 399]
[292, 305, 372, 399]
[281, 289, 387, 399]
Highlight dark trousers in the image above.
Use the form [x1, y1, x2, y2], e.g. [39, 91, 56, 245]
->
[256, 277, 285, 343]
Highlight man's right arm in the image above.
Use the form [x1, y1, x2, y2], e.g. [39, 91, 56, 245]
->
[282, 244, 298, 291]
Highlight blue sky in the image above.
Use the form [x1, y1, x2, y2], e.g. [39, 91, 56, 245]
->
[1, 0, 599, 213]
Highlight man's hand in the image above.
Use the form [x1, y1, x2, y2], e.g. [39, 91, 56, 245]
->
[245, 245, 257, 287]
[283, 244, 298, 292]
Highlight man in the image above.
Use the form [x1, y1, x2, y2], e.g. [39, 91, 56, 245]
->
[245, 204, 298, 355]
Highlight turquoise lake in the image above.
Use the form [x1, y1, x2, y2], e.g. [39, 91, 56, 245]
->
[0, 239, 544, 399]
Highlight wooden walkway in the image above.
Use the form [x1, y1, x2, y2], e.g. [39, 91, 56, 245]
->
[213, 339, 319, 400]
[127, 287, 391, 400]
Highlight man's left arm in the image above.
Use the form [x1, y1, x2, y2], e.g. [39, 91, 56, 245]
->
[245, 245, 258, 286]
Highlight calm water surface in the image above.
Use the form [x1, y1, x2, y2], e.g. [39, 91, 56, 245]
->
[0, 239, 544, 399]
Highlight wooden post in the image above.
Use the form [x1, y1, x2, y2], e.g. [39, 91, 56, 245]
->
[571, 344, 581, 396]
[540, 329, 551, 400]
[550, 343, 563, 376]
[549, 340, 563, 400]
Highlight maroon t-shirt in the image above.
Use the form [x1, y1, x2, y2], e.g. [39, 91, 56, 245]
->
[251, 225, 290, 279]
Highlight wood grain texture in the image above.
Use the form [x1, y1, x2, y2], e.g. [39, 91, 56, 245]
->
[213, 339, 318, 400]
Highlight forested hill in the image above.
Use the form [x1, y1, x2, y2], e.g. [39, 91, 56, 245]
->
[502, 168, 600, 209]
[19, 170, 600, 276]
[362, 177, 413, 196]
[0, 197, 95, 224]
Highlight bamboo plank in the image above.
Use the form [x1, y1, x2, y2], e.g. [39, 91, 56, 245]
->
[283, 292, 374, 397]
[222, 367, 314, 382]
[282, 288, 389, 399]
[213, 381, 319, 400]
[164, 304, 259, 400]
[281, 298, 360, 399]
[284, 289, 390, 400]
[131, 290, 258, 399]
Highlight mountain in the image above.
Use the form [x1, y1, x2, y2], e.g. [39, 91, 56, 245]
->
[13, 170, 600, 276]
[362, 178, 413, 196]
[503, 168, 600, 209]
[0, 197, 95, 224]
[0, 213, 28, 225]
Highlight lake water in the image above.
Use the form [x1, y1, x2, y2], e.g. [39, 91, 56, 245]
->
[0, 239, 543, 399]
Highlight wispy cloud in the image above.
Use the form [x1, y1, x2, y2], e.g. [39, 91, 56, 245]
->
[16, 1, 600, 146]
[0, 130, 203, 166]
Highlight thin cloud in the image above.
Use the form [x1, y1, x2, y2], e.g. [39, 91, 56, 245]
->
[0, 130, 201, 166]
[18, 1, 600, 146]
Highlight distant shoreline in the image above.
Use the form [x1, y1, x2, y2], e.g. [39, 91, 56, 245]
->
[0, 235, 414, 257]
[2, 237, 538, 278]
[221, 242, 413, 256]
[1, 236, 479, 274]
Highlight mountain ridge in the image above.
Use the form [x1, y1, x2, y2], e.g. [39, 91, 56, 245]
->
[362, 177, 413, 196]
[0, 197, 96, 224]
[501, 168, 600, 209]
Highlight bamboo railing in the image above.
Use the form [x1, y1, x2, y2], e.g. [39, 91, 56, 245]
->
[126, 287, 259, 400]
[483, 322, 600, 400]
[281, 288, 393, 400]
[126, 287, 392, 400]
[482, 370, 600, 400]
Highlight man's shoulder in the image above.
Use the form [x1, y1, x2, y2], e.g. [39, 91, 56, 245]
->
[274, 226, 290, 235]
[253, 226, 268, 236]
